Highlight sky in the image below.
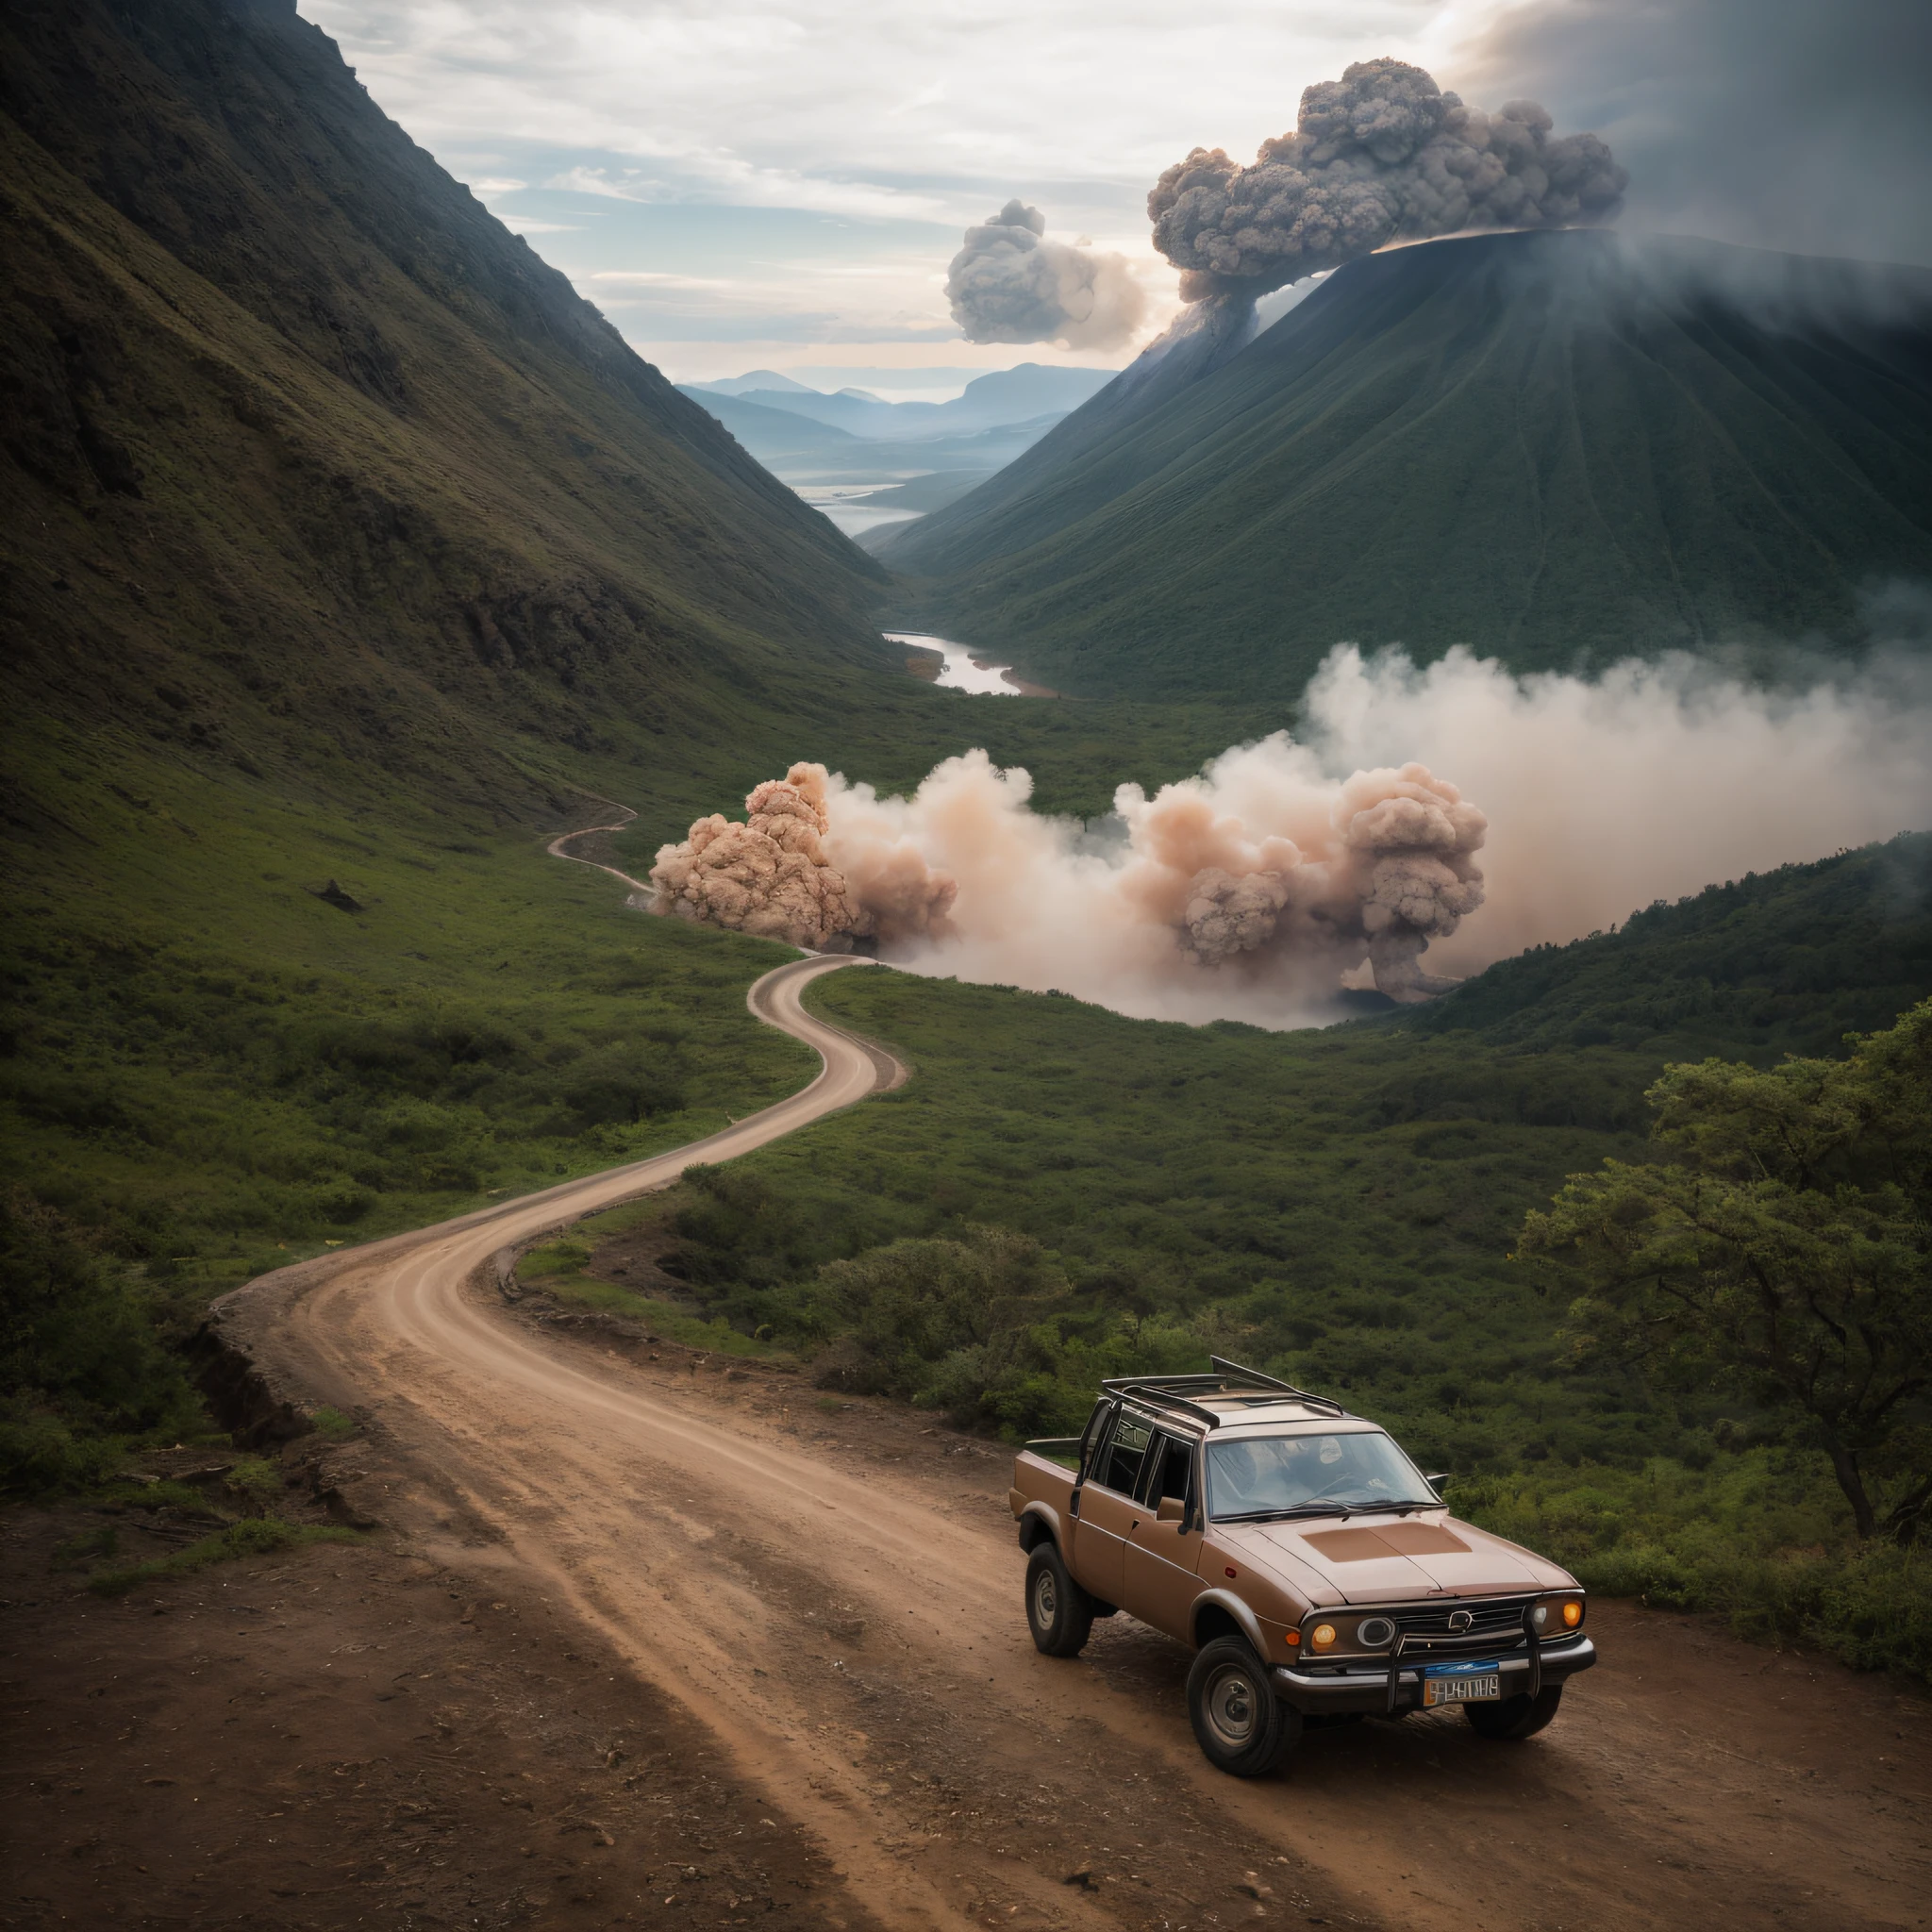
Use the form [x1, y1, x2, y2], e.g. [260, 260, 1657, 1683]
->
[304, 0, 1932, 390]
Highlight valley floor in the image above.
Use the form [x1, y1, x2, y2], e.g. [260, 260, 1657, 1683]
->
[5, 1320, 1927, 1932]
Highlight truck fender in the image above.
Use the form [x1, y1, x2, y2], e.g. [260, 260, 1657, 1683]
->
[1015, 1502, 1062, 1555]
[1189, 1588, 1269, 1658]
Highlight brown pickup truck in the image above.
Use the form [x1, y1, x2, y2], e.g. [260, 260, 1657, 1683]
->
[1008, 1359, 1595, 1776]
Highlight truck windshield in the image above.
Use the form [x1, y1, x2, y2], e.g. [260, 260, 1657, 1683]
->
[1206, 1431, 1437, 1521]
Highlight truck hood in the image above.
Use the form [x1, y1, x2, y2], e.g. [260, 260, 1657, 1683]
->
[1220, 1512, 1571, 1605]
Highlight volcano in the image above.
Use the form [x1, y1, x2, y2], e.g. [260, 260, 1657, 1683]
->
[875, 229, 1932, 701]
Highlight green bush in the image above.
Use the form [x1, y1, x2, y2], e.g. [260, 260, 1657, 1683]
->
[0, 1191, 201, 1494]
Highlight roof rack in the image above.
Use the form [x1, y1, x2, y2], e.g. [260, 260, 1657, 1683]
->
[1098, 1357, 1349, 1426]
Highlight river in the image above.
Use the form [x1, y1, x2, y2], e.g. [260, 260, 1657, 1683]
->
[884, 630, 1048, 696]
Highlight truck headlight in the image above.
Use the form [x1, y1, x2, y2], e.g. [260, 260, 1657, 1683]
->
[1309, 1623, 1337, 1650]
[1533, 1596, 1584, 1632]
[1355, 1616, 1396, 1650]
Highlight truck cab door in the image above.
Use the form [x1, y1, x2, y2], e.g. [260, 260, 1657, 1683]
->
[1072, 1408, 1153, 1606]
[1124, 1431, 1206, 1641]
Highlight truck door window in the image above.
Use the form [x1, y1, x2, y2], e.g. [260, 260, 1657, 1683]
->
[1093, 1411, 1153, 1496]
[1142, 1434, 1196, 1515]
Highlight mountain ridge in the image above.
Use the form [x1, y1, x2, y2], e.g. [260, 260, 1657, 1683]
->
[0, 0, 893, 823]
[688, 362, 1118, 442]
[879, 229, 1932, 699]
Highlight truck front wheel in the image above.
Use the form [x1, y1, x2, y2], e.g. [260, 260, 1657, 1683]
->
[1024, 1544, 1094, 1657]
[1464, 1683, 1563, 1740]
[1186, 1637, 1302, 1776]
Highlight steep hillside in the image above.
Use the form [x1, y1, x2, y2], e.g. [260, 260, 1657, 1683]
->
[880, 230, 1932, 700]
[0, 0, 897, 822]
[1389, 830, 1932, 1059]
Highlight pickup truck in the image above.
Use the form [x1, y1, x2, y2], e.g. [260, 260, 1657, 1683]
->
[1008, 1359, 1596, 1775]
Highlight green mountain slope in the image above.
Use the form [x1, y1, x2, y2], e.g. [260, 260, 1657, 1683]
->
[881, 229, 1932, 700]
[0, 0, 901, 815]
[1390, 830, 1932, 1059]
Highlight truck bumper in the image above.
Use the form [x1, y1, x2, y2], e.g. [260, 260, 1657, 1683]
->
[1273, 1636, 1597, 1716]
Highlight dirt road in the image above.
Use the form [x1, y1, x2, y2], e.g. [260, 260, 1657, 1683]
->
[190, 949, 1932, 1932]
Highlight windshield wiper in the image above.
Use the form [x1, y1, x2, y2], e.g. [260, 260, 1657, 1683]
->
[1212, 1503, 1353, 1524]
[1341, 1499, 1441, 1516]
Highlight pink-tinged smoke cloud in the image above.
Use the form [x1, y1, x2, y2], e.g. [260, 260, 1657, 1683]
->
[1300, 644, 1932, 982]
[656, 745, 1488, 1011]
[653, 641, 1932, 1028]
[651, 763, 956, 949]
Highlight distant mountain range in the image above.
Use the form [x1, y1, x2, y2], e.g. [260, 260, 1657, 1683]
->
[678, 366, 1118, 533]
[684, 363, 1118, 442]
[877, 229, 1932, 700]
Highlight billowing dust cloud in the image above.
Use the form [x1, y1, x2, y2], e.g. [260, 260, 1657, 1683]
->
[653, 642, 1932, 1029]
[1149, 57, 1626, 305]
[945, 200, 1147, 350]
[650, 764, 956, 950]
[656, 750, 1489, 1008]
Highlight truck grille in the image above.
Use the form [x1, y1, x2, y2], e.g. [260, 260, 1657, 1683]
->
[1391, 1595, 1533, 1655]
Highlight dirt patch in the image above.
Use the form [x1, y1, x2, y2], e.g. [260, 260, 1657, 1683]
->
[564, 1202, 695, 1307]
[0, 1488, 876, 1932]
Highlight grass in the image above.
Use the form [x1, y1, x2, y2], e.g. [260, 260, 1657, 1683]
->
[516, 1219, 791, 1358]
[85, 1517, 362, 1596]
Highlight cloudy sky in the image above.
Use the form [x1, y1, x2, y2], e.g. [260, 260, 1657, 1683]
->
[305, 0, 1932, 389]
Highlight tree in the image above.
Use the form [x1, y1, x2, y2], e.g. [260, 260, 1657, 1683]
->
[1518, 999, 1932, 1544]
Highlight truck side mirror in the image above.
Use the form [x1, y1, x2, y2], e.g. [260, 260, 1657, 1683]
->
[1425, 1473, 1451, 1496]
[1157, 1495, 1186, 1524]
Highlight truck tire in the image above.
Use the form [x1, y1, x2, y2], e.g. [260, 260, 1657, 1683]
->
[1186, 1637, 1302, 1777]
[1464, 1683, 1563, 1740]
[1024, 1544, 1093, 1657]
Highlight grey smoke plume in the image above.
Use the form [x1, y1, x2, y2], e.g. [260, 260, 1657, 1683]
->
[1149, 57, 1626, 304]
[1459, 0, 1932, 269]
[945, 199, 1148, 349]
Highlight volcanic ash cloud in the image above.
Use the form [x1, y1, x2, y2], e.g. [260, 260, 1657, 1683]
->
[945, 199, 1147, 350]
[1149, 56, 1626, 305]
[651, 751, 1487, 1009]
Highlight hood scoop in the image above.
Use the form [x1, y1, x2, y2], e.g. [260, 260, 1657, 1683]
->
[1302, 1523, 1471, 1563]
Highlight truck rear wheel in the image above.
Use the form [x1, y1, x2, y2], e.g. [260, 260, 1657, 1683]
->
[1024, 1544, 1093, 1657]
[1464, 1683, 1563, 1740]
[1186, 1637, 1302, 1777]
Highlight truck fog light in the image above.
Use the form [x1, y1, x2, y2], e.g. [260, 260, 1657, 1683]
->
[1562, 1599, 1583, 1627]
[1309, 1623, 1337, 1650]
[1356, 1616, 1396, 1649]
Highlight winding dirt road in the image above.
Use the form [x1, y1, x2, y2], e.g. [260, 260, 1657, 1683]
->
[215, 949, 1931, 1932]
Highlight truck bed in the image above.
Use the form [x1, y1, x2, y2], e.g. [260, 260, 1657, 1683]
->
[1008, 1441, 1080, 1535]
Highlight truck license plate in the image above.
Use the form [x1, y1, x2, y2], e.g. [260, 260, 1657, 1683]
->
[1424, 1668, 1501, 1706]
